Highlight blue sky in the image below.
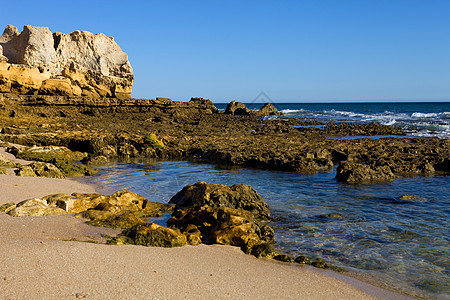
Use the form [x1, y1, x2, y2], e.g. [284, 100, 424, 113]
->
[2, 0, 449, 102]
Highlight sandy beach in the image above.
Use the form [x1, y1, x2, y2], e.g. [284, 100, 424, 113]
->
[0, 154, 412, 299]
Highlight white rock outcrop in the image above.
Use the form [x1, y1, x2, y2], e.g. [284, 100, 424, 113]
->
[0, 25, 133, 98]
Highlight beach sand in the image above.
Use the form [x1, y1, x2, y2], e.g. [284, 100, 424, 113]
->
[0, 149, 410, 299]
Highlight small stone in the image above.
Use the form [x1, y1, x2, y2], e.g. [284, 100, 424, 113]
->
[294, 255, 311, 264]
[273, 254, 293, 262]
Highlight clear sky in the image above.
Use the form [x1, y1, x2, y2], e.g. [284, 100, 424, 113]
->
[2, 0, 449, 102]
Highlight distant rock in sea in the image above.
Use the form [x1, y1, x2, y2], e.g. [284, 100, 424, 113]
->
[0, 25, 133, 98]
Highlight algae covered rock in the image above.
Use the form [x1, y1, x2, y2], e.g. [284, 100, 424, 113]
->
[168, 205, 274, 251]
[336, 162, 395, 184]
[86, 212, 145, 228]
[120, 223, 187, 248]
[14, 161, 66, 178]
[169, 181, 270, 220]
[28, 161, 65, 178]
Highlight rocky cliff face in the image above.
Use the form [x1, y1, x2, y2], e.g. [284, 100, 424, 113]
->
[0, 25, 133, 98]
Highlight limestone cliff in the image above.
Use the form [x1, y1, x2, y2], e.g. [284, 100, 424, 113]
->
[0, 25, 133, 98]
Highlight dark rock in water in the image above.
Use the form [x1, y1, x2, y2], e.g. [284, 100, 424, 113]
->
[81, 155, 109, 166]
[250, 243, 278, 258]
[169, 181, 270, 221]
[225, 100, 250, 115]
[311, 258, 329, 269]
[336, 162, 395, 184]
[120, 223, 187, 248]
[274, 254, 293, 262]
[294, 255, 312, 264]
[398, 195, 427, 202]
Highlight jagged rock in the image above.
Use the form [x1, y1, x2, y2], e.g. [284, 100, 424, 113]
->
[0, 25, 133, 98]
[0, 167, 7, 175]
[120, 223, 187, 248]
[169, 181, 271, 220]
[336, 162, 395, 184]
[225, 101, 250, 115]
[167, 205, 274, 251]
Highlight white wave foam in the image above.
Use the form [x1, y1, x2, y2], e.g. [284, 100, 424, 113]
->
[411, 112, 439, 118]
[382, 119, 397, 126]
[280, 109, 306, 114]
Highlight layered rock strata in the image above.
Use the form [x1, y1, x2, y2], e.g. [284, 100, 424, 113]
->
[0, 25, 133, 98]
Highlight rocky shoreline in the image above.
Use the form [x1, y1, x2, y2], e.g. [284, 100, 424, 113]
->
[1, 93, 448, 185]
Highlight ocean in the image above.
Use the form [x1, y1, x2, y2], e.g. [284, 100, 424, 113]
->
[215, 102, 450, 138]
[80, 102, 449, 299]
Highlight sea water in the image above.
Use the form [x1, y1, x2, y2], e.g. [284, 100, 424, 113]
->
[216, 102, 450, 138]
[80, 102, 449, 299]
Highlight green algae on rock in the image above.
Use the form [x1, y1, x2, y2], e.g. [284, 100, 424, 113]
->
[115, 223, 187, 248]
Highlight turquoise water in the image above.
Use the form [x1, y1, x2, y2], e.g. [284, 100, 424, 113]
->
[81, 160, 450, 299]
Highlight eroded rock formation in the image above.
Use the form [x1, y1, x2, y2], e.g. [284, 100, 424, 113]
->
[0, 25, 133, 98]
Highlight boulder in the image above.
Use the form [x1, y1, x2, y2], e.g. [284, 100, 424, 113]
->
[225, 101, 250, 115]
[0, 25, 133, 98]
[336, 162, 395, 184]
[189, 97, 219, 113]
[258, 103, 283, 116]
[169, 181, 270, 220]
[167, 205, 274, 251]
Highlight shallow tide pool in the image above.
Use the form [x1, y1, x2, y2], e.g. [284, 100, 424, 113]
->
[79, 160, 449, 299]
